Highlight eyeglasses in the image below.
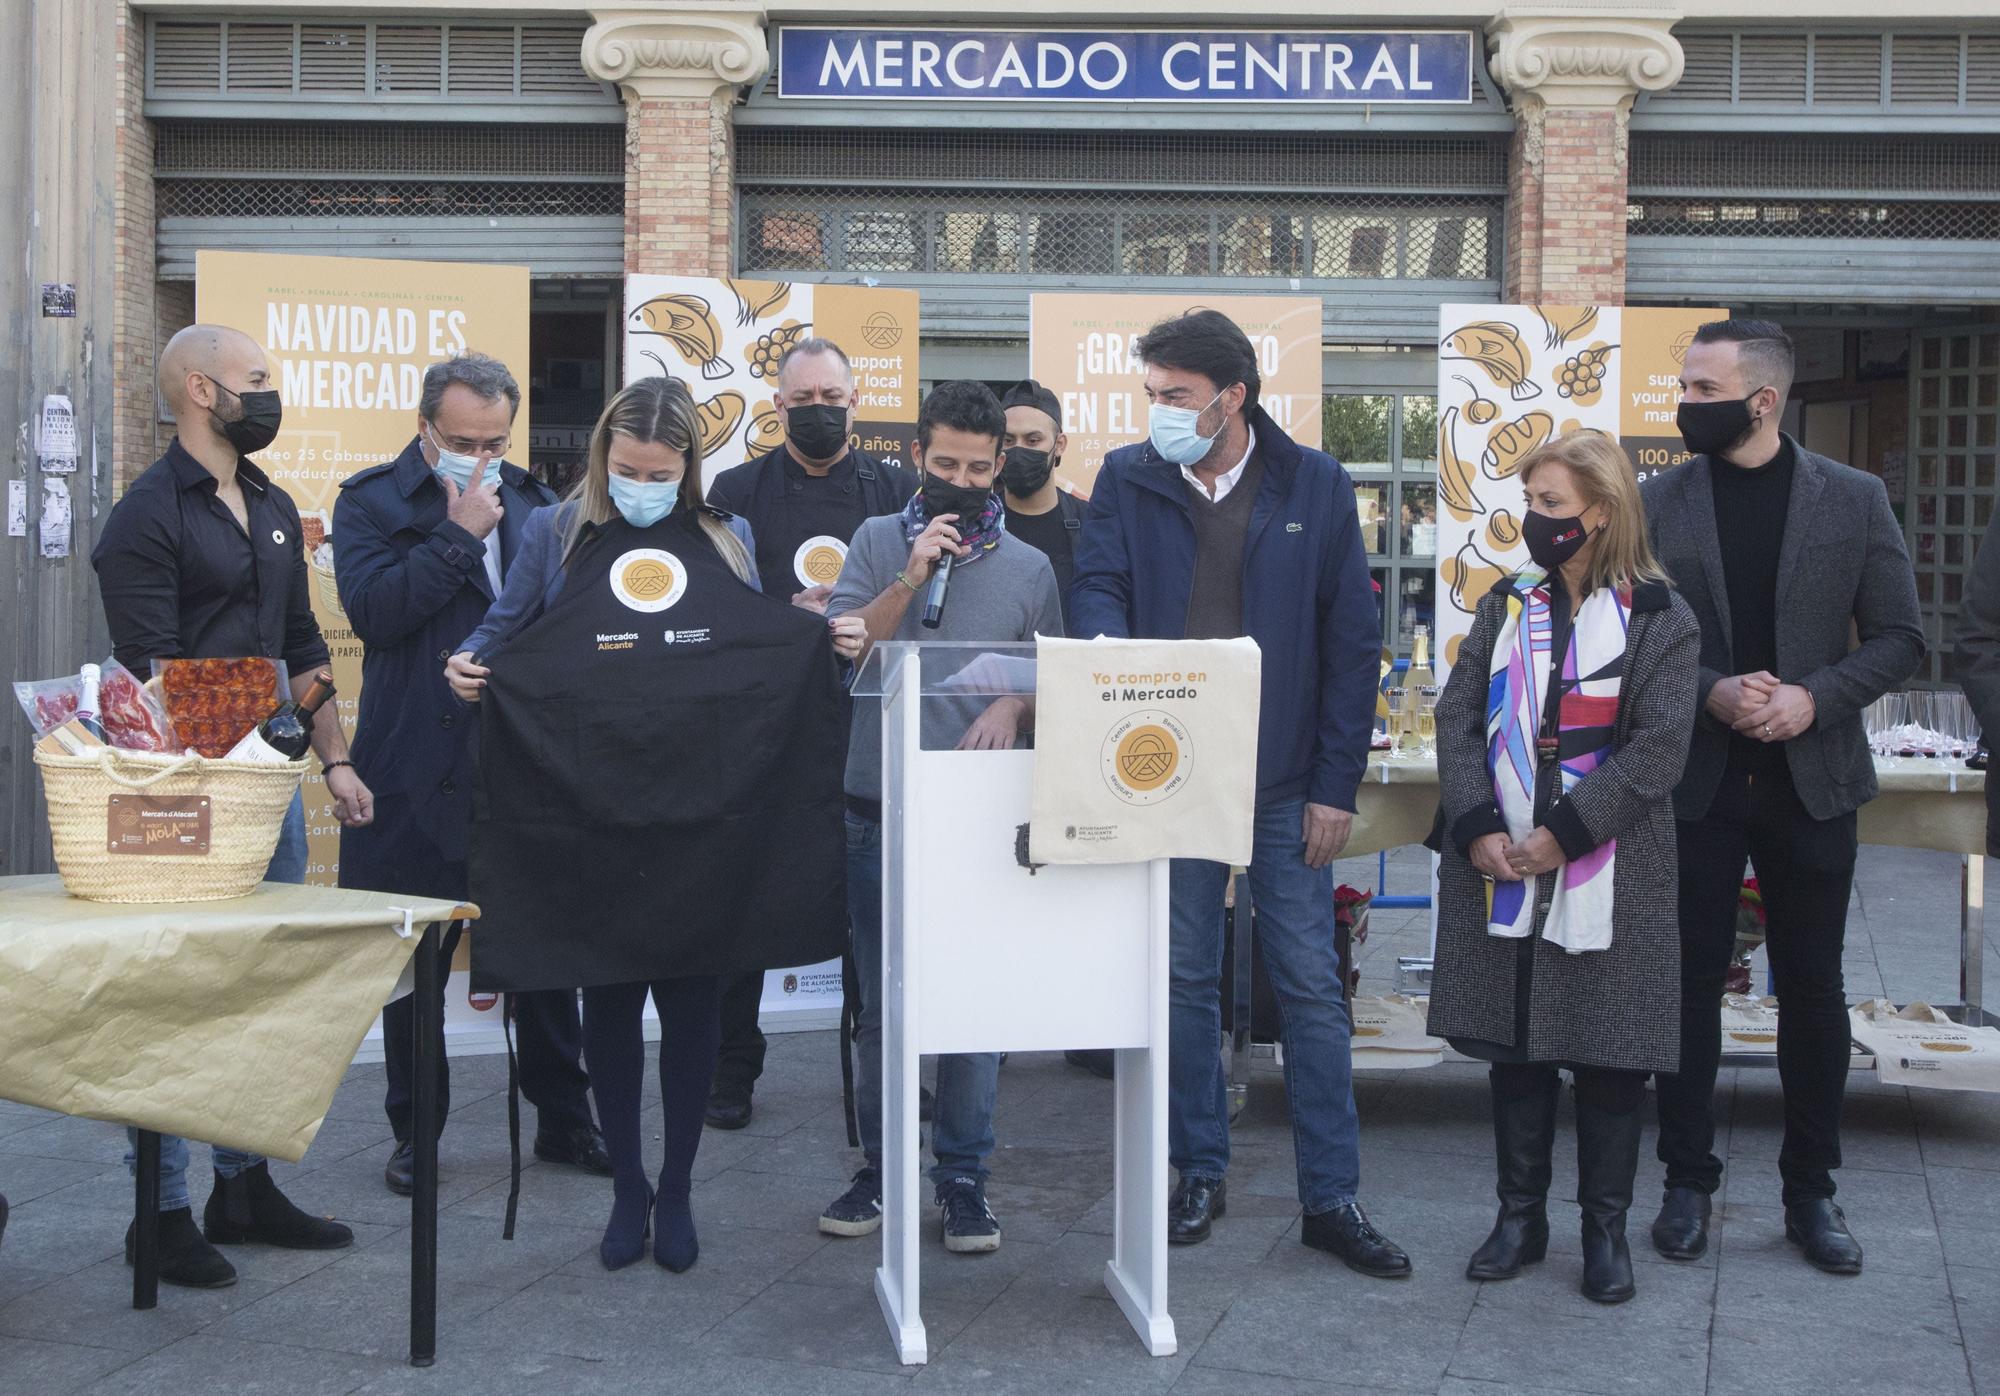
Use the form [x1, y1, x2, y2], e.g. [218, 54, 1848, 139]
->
[428, 424, 510, 456]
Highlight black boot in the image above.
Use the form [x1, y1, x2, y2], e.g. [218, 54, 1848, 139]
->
[1467, 1067, 1559, 1281]
[125, 1206, 237, 1288]
[1574, 1090, 1642, 1305]
[203, 1163, 353, 1250]
[1650, 1185, 1712, 1260]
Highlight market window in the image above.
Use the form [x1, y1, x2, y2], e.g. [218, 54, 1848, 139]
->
[1324, 391, 1438, 651]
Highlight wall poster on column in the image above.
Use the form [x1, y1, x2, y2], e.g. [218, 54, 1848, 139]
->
[1433, 303, 1722, 680]
[622, 276, 921, 488]
[1028, 293, 1323, 499]
[197, 250, 531, 1050]
[622, 275, 919, 1027]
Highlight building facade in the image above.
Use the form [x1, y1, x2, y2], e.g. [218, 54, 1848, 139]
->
[4, 0, 1997, 868]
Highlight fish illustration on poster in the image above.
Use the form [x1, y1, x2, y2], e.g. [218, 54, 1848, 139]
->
[1435, 304, 1724, 679]
[623, 277, 920, 489]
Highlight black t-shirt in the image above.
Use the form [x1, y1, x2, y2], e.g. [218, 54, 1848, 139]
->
[1709, 435, 1796, 771]
[1004, 500, 1078, 627]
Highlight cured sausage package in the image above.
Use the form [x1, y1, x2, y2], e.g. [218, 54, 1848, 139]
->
[152, 658, 291, 758]
[14, 658, 181, 753]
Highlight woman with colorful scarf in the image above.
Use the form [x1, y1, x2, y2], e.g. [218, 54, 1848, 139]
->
[1428, 430, 1699, 1305]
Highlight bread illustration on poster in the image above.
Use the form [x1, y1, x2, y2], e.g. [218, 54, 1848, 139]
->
[695, 391, 746, 457]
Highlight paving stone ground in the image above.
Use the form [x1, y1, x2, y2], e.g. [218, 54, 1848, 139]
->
[3, 843, 1997, 1395]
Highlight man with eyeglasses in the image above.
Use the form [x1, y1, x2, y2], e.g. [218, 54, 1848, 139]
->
[334, 352, 608, 1197]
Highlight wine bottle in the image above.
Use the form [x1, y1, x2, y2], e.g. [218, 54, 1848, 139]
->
[225, 671, 335, 763]
[76, 663, 107, 740]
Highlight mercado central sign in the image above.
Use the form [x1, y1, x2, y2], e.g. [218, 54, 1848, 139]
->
[777, 27, 1477, 103]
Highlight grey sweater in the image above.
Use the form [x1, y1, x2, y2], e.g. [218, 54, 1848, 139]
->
[827, 514, 1064, 803]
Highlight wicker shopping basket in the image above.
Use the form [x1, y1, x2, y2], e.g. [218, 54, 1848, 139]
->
[33, 746, 308, 903]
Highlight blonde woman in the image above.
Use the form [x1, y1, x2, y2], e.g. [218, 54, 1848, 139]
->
[1427, 431, 1698, 1305]
[448, 377, 761, 1273]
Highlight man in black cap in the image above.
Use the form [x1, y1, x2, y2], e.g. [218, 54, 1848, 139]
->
[996, 379, 1106, 1079]
[702, 337, 917, 1130]
[997, 379, 1087, 632]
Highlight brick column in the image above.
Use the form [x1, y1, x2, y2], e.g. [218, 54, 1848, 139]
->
[583, 6, 768, 278]
[112, 2, 160, 490]
[1488, 9, 1683, 306]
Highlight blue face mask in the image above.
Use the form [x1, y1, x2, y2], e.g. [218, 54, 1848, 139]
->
[1147, 388, 1226, 467]
[426, 425, 493, 492]
[608, 473, 680, 527]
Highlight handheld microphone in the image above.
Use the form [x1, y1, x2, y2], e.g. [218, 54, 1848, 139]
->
[920, 550, 955, 629]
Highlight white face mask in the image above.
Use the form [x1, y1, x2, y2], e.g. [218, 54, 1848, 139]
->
[1147, 388, 1225, 467]
[427, 425, 492, 491]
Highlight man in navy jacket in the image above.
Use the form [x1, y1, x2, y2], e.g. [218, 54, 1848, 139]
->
[334, 353, 606, 1195]
[1071, 309, 1409, 1277]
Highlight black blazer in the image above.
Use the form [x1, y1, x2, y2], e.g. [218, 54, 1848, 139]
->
[1640, 437, 1924, 822]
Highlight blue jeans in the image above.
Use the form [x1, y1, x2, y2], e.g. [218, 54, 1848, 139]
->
[846, 813, 1000, 1186]
[1169, 797, 1360, 1214]
[126, 790, 308, 1210]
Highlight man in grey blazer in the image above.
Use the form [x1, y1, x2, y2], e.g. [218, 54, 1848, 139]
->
[1641, 319, 1922, 1276]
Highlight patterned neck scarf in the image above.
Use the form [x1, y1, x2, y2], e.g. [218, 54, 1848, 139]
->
[897, 488, 1006, 565]
[1484, 565, 1629, 953]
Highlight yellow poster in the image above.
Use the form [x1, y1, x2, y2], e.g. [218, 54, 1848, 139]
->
[1028, 292, 1323, 498]
[196, 250, 531, 885]
[622, 276, 921, 485]
[1433, 303, 1722, 677]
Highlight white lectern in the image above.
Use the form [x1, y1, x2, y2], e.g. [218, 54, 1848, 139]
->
[852, 642, 1175, 1366]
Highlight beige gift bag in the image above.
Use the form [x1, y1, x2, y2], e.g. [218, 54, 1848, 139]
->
[1850, 1000, 2000, 1092]
[1029, 636, 1261, 865]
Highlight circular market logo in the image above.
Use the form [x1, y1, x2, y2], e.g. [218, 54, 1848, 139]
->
[609, 548, 686, 613]
[793, 535, 849, 588]
[1101, 710, 1192, 806]
[860, 312, 903, 350]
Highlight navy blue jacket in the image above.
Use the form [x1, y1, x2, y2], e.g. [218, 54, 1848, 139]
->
[332, 438, 557, 898]
[1070, 406, 1379, 813]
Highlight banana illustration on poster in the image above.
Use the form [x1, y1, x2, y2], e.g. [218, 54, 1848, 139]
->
[622, 276, 921, 495]
[1435, 304, 1724, 680]
[622, 276, 920, 1025]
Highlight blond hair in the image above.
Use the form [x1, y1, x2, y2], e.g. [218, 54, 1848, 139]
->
[1518, 430, 1670, 595]
[557, 376, 753, 585]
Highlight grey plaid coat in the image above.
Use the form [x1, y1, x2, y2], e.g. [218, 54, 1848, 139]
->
[1425, 578, 1700, 1074]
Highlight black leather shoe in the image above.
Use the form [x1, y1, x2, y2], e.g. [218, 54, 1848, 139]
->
[1302, 1202, 1412, 1278]
[1064, 1049, 1116, 1080]
[534, 1125, 614, 1176]
[704, 1093, 753, 1131]
[1168, 1176, 1226, 1246]
[126, 1206, 236, 1288]
[1650, 1186, 1712, 1261]
[384, 1141, 415, 1197]
[203, 1164, 352, 1250]
[1786, 1198, 1864, 1275]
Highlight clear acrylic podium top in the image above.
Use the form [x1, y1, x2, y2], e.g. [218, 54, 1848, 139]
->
[849, 641, 1040, 698]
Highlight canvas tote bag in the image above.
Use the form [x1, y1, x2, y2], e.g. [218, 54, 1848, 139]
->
[1028, 635, 1260, 865]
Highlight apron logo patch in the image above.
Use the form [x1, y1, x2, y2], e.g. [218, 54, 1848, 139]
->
[793, 535, 849, 588]
[1102, 710, 1193, 806]
[609, 548, 687, 613]
[662, 628, 713, 646]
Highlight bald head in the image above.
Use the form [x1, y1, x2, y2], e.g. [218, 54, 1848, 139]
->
[160, 324, 268, 418]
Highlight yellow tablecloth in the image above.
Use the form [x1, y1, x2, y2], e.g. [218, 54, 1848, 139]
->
[1346, 755, 1987, 860]
[0, 877, 465, 1161]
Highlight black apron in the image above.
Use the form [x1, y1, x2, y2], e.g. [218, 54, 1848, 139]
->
[468, 509, 847, 992]
[758, 453, 874, 594]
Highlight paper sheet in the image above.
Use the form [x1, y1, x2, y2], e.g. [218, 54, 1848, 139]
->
[38, 477, 70, 557]
[38, 394, 78, 473]
[0, 876, 465, 1161]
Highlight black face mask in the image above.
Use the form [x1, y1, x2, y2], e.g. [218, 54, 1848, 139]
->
[1675, 391, 1763, 459]
[209, 381, 284, 456]
[920, 472, 993, 527]
[785, 404, 850, 461]
[1001, 446, 1056, 497]
[1523, 509, 1594, 572]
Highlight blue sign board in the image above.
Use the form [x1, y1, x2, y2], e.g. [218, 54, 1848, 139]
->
[776, 28, 1476, 104]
